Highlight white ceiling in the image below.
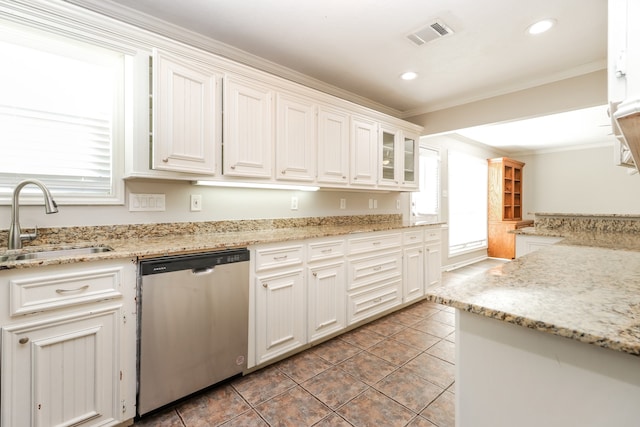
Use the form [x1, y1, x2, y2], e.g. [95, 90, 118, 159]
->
[73, 0, 613, 153]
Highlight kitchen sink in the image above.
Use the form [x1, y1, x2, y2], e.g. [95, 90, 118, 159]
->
[0, 246, 113, 262]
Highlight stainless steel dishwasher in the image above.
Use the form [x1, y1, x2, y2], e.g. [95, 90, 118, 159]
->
[137, 248, 250, 416]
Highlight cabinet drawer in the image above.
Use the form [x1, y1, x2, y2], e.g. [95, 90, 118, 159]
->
[403, 230, 424, 246]
[347, 250, 402, 291]
[347, 232, 401, 255]
[307, 239, 345, 262]
[347, 279, 401, 325]
[254, 244, 304, 272]
[9, 266, 124, 316]
[424, 228, 441, 243]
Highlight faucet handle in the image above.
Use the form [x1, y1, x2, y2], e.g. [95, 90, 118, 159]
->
[21, 225, 37, 243]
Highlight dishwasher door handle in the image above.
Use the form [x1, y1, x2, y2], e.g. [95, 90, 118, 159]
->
[191, 267, 215, 275]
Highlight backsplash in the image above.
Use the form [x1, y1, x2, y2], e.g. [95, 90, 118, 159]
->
[534, 213, 640, 234]
[0, 214, 402, 247]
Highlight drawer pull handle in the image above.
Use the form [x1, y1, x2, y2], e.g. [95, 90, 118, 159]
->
[373, 297, 382, 303]
[19, 337, 29, 344]
[372, 242, 381, 246]
[273, 255, 288, 261]
[373, 266, 382, 271]
[321, 248, 332, 253]
[55, 285, 89, 294]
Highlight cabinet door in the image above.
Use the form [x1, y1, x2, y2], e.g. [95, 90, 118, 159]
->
[350, 116, 378, 186]
[152, 49, 219, 174]
[275, 93, 316, 182]
[401, 132, 419, 189]
[403, 245, 424, 303]
[425, 241, 442, 287]
[317, 107, 349, 185]
[379, 125, 399, 187]
[308, 261, 346, 342]
[255, 269, 305, 365]
[1, 307, 122, 427]
[223, 75, 273, 178]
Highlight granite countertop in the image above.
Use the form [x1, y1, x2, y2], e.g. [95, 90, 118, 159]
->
[426, 242, 640, 356]
[0, 218, 441, 270]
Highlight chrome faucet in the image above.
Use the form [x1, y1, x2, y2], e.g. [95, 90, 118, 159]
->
[8, 179, 58, 250]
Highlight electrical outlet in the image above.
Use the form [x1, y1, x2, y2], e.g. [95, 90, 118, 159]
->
[373, 199, 378, 209]
[190, 194, 202, 212]
[368, 199, 374, 209]
[291, 196, 298, 210]
[396, 199, 401, 209]
[340, 198, 346, 209]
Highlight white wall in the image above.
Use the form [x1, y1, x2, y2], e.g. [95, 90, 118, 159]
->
[519, 144, 640, 217]
[0, 180, 408, 229]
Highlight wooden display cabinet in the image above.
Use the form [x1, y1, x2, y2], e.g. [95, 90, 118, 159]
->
[487, 157, 532, 259]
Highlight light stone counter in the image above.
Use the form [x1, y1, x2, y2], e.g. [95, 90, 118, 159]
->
[0, 215, 442, 270]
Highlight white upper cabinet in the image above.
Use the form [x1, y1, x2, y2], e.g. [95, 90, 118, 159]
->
[152, 49, 220, 174]
[350, 116, 378, 186]
[401, 131, 419, 189]
[223, 75, 274, 178]
[275, 92, 316, 182]
[378, 124, 419, 190]
[317, 106, 350, 185]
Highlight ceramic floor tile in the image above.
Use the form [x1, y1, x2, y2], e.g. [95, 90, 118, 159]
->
[276, 351, 333, 383]
[374, 367, 445, 413]
[385, 309, 425, 326]
[391, 327, 441, 351]
[308, 338, 362, 365]
[366, 338, 422, 366]
[134, 409, 184, 427]
[312, 413, 354, 426]
[231, 366, 296, 405]
[426, 339, 455, 364]
[218, 409, 268, 426]
[337, 388, 415, 427]
[255, 386, 330, 427]
[430, 311, 455, 327]
[445, 331, 456, 343]
[360, 316, 407, 336]
[401, 302, 441, 319]
[177, 384, 250, 426]
[338, 327, 386, 349]
[302, 366, 369, 409]
[421, 391, 455, 427]
[405, 415, 438, 426]
[338, 351, 397, 385]
[411, 318, 456, 338]
[404, 353, 455, 389]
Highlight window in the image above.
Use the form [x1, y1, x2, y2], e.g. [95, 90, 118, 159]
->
[448, 150, 487, 255]
[0, 26, 125, 204]
[411, 146, 441, 223]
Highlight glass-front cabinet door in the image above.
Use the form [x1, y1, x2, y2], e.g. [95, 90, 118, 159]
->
[381, 127, 398, 185]
[402, 133, 419, 189]
[379, 124, 419, 190]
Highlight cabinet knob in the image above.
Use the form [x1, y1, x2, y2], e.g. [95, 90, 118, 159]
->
[281, 170, 286, 175]
[312, 272, 318, 277]
[230, 165, 236, 170]
[162, 158, 168, 163]
[19, 337, 29, 344]
[262, 283, 268, 288]
[342, 176, 346, 180]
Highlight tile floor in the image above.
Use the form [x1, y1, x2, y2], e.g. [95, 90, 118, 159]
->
[134, 258, 506, 427]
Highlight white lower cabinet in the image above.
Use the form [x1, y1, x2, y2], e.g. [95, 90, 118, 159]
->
[515, 234, 564, 258]
[424, 227, 442, 289]
[0, 259, 137, 427]
[403, 230, 425, 303]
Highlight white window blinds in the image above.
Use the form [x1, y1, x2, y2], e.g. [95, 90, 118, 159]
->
[412, 146, 440, 219]
[0, 29, 124, 203]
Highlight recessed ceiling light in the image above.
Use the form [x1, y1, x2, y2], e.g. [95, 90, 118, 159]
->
[527, 19, 556, 35]
[401, 71, 418, 80]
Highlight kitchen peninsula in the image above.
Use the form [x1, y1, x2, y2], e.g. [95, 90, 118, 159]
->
[426, 214, 640, 426]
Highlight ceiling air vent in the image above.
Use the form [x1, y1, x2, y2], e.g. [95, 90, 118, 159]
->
[407, 19, 454, 46]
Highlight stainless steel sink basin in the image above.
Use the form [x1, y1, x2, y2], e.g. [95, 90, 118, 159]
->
[0, 246, 113, 262]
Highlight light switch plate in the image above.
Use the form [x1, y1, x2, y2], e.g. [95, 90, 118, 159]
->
[129, 193, 165, 212]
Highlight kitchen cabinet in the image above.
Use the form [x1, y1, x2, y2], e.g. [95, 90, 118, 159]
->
[378, 125, 419, 190]
[403, 230, 424, 303]
[488, 157, 530, 259]
[307, 238, 346, 342]
[223, 74, 274, 178]
[350, 116, 378, 186]
[275, 92, 316, 182]
[252, 243, 306, 366]
[317, 106, 350, 185]
[346, 231, 402, 325]
[151, 49, 221, 175]
[0, 259, 137, 427]
[424, 227, 442, 288]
